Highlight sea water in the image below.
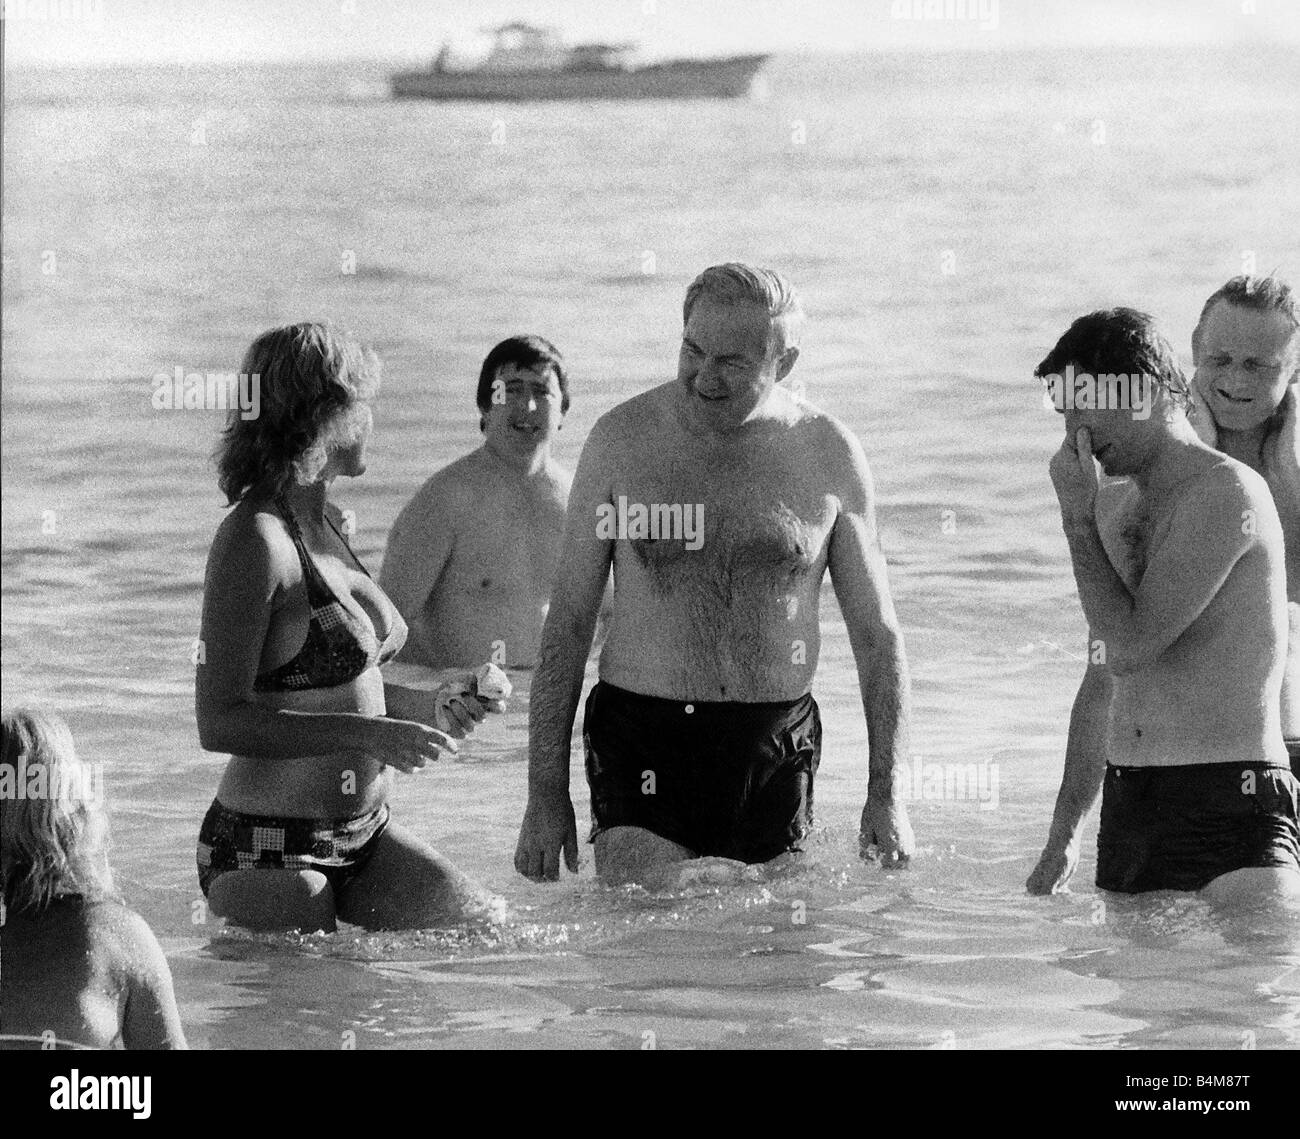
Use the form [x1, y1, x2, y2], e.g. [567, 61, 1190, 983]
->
[3, 49, 1299, 1048]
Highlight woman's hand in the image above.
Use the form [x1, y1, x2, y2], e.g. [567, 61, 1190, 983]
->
[370, 716, 460, 773]
[428, 668, 506, 739]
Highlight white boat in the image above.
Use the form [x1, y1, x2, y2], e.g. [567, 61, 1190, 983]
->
[391, 22, 769, 102]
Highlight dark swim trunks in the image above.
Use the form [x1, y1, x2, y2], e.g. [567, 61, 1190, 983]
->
[582, 680, 822, 863]
[196, 799, 389, 898]
[1286, 739, 1300, 781]
[1096, 762, 1300, 894]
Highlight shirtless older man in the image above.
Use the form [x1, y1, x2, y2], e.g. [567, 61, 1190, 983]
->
[381, 336, 572, 669]
[514, 263, 914, 887]
[1029, 307, 1300, 902]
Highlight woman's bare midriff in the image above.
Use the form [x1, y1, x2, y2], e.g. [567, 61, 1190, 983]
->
[215, 669, 394, 818]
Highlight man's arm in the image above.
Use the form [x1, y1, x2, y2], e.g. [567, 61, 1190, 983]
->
[379, 479, 456, 664]
[824, 422, 915, 864]
[590, 576, 615, 657]
[515, 418, 616, 880]
[1027, 648, 1111, 893]
[1053, 436, 1257, 673]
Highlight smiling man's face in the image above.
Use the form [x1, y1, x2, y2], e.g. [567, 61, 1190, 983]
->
[483, 362, 564, 453]
[1193, 300, 1299, 433]
[677, 297, 785, 430]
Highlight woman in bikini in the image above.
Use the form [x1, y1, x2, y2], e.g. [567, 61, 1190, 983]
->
[195, 323, 502, 932]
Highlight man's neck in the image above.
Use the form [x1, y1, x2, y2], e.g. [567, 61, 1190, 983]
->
[1131, 422, 1213, 499]
[482, 437, 551, 478]
[672, 385, 778, 442]
[1214, 423, 1269, 473]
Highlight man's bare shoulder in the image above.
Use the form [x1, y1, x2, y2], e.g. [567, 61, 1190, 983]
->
[771, 398, 877, 518]
[1184, 453, 1280, 538]
[1187, 452, 1272, 509]
[596, 383, 674, 440]
[576, 385, 675, 470]
[396, 451, 485, 521]
[788, 397, 869, 473]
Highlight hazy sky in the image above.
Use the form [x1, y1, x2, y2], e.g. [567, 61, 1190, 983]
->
[4, 0, 1299, 66]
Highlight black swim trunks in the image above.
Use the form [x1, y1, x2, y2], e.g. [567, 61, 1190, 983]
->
[582, 680, 821, 863]
[1096, 762, 1300, 893]
[196, 798, 390, 898]
[1286, 738, 1300, 781]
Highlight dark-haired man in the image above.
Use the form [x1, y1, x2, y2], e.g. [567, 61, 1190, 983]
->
[514, 263, 914, 888]
[381, 336, 574, 669]
[1028, 307, 1300, 903]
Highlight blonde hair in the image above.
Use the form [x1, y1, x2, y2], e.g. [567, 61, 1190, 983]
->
[214, 322, 382, 505]
[0, 709, 115, 914]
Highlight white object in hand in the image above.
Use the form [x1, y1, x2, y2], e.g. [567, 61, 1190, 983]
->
[474, 662, 511, 700]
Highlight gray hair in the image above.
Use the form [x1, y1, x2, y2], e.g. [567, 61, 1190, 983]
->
[682, 263, 804, 356]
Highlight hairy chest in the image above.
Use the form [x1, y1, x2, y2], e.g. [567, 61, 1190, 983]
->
[1100, 488, 1174, 592]
[612, 454, 834, 591]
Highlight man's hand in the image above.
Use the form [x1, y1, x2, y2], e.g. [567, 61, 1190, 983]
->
[1050, 428, 1100, 528]
[1026, 837, 1080, 895]
[514, 789, 580, 881]
[859, 795, 914, 867]
[1187, 382, 1220, 448]
[1261, 385, 1300, 495]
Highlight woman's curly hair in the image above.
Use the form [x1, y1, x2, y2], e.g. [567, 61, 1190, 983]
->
[215, 322, 381, 504]
[1, 709, 116, 914]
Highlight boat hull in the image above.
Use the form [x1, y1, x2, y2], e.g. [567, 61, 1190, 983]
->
[390, 54, 768, 101]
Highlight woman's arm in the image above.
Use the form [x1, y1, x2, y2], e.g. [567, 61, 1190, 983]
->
[194, 507, 454, 768]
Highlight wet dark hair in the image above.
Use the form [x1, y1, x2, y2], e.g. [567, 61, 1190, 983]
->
[1034, 307, 1190, 409]
[475, 335, 569, 432]
[1192, 274, 1300, 356]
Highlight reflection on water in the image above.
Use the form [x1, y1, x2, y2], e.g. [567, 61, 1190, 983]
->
[161, 812, 1298, 1051]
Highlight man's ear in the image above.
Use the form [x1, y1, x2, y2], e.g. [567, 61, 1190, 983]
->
[776, 346, 800, 382]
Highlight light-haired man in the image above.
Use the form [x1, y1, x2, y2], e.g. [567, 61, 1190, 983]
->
[514, 263, 915, 888]
[1188, 276, 1300, 776]
[381, 335, 573, 670]
[1029, 307, 1300, 903]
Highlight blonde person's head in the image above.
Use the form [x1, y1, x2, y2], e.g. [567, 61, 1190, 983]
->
[215, 322, 382, 504]
[0, 709, 115, 914]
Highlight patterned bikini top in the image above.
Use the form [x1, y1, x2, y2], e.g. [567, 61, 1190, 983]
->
[253, 496, 403, 692]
